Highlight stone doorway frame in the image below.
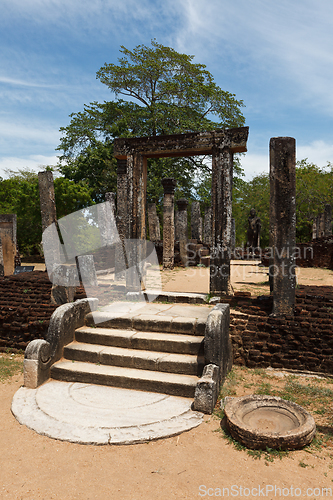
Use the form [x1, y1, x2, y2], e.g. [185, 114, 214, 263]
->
[113, 127, 249, 295]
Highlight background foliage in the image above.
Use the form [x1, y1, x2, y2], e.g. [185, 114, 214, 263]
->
[57, 40, 245, 205]
[0, 169, 93, 255]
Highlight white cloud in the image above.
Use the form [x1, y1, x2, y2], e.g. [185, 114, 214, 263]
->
[240, 153, 269, 180]
[297, 141, 333, 168]
[173, 0, 333, 115]
[1, 0, 168, 38]
[0, 120, 59, 146]
[240, 139, 333, 181]
[0, 155, 58, 179]
[0, 76, 60, 89]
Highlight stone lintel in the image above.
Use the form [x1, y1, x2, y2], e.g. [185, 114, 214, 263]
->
[114, 127, 249, 159]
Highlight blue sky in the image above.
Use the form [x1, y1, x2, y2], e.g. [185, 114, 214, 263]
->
[1, 0, 333, 180]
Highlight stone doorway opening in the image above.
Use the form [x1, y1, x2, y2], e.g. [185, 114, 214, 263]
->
[113, 127, 249, 297]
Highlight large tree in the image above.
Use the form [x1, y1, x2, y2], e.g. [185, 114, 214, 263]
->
[57, 40, 245, 203]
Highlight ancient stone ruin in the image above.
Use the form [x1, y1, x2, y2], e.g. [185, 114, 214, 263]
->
[0, 214, 17, 277]
[246, 208, 261, 250]
[113, 127, 249, 296]
[162, 178, 177, 270]
[269, 137, 296, 317]
[312, 204, 332, 239]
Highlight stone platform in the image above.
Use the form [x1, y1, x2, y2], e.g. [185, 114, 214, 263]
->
[11, 380, 203, 445]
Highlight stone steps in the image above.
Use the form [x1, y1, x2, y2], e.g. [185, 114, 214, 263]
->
[49, 304, 210, 398]
[63, 341, 204, 376]
[85, 310, 207, 336]
[50, 360, 199, 398]
[75, 326, 204, 355]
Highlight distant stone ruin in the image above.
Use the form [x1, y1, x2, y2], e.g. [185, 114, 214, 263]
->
[246, 208, 261, 250]
[312, 204, 332, 239]
[0, 214, 17, 277]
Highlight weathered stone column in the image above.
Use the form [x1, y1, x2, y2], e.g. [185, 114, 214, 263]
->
[315, 215, 320, 239]
[115, 159, 128, 280]
[204, 206, 212, 246]
[176, 198, 188, 266]
[0, 214, 17, 276]
[231, 217, 236, 252]
[116, 160, 128, 242]
[319, 213, 326, 238]
[148, 203, 161, 242]
[105, 192, 116, 214]
[98, 192, 117, 246]
[312, 219, 317, 240]
[210, 148, 233, 295]
[269, 137, 296, 317]
[191, 201, 203, 242]
[324, 204, 332, 236]
[126, 153, 147, 291]
[38, 171, 57, 233]
[162, 178, 177, 270]
[38, 171, 63, 294]
[126, 153, 147, 241]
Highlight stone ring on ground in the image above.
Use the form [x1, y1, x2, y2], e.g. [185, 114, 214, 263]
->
[224, 395, 316, 450]
[11, 380, 203, 445]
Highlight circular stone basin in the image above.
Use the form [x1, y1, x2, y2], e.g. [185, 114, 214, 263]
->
[224, 395, 316, 450]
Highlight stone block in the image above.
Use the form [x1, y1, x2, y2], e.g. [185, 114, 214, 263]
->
[204, 303, 232, 386]
[76, 255, 98, 286]
[193, 364, 219, 414]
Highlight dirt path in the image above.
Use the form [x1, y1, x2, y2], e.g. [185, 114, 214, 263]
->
[161, 263, 333, 296]
[1, 369, 333, 500]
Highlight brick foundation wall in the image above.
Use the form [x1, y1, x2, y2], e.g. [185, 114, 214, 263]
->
[0, 271, 85, 352]
[1, 272, 332, 375]
[229, 286, 333, 374]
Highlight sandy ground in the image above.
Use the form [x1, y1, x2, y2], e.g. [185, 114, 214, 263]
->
[161, 262, 333, 295]
[23, 261, 333, 296]
[2, 265, 332, 499]
[1, 371, 333, 500]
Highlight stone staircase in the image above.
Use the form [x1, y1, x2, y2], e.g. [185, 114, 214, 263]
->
[50, 305, 209, 398]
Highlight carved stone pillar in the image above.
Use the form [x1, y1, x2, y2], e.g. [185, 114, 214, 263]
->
[176, 198, 188, 266]
[115, 159, 128, 280]
[312, 219, 317, 240]
[269, 137, 296, 317]
[191, 201, 203, 242]
[97, 192, 117, 247]
[0, 214, 17, 276]
[148, 203, 161, 242]
[38, 171, 61, 283]
[38, 171, 57, 233]
[231, 217, 236, 252]
[162, 178, 177, 270]
[204, 206, 212, 246]
[210, 148, 233, 295]
[324, 204, 332, 236]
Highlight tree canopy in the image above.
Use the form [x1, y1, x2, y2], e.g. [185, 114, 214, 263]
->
[57, 40, 246, 202]
[232, 160, 333, 247]
[0, 169, 94, 255]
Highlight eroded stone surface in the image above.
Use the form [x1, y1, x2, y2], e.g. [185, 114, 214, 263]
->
[12, 381, 203, 445]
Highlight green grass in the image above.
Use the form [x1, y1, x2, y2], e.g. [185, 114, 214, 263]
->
[0, 355, 23, 382]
